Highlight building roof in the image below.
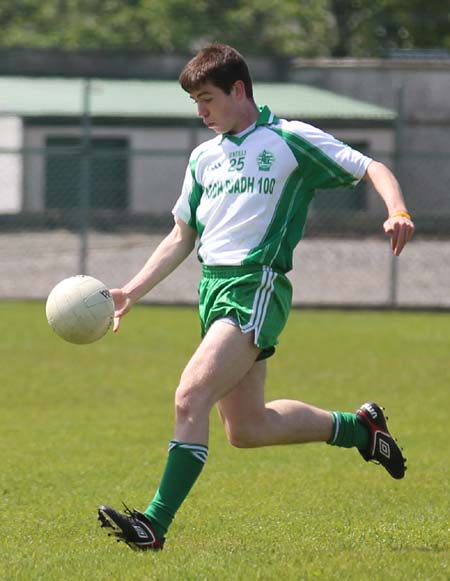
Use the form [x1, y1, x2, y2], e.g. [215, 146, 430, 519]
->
[0, 76, 395, 122]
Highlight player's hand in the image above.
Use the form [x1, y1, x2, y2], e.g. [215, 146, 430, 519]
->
[110, 288, 133, 332]
[383, 214, 415, 256]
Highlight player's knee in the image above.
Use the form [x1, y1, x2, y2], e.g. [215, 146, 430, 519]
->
[174, 381, 208, 423]
[175, 384, 194, 421]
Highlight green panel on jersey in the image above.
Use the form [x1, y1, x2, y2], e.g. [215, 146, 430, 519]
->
[269, 127, 358, 190]
[244, 126, 360, 271]
[188, 179, 203, 231]
[243, 168, 314, 271]
[188, 152, 205, 232]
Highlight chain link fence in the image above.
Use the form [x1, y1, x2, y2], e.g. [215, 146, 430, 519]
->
[0, 111, 449, 309]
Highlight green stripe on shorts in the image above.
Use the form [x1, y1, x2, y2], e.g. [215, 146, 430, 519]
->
[198, 264, 292, 360]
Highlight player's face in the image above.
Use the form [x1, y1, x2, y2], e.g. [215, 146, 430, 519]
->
[190, 82, 242, 134]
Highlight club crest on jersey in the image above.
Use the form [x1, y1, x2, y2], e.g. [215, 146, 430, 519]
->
[257, 150, 275, 172]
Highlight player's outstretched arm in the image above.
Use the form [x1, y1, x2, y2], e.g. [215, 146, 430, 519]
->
[364, 161, 415, 256]
[111, 219, 196, 331]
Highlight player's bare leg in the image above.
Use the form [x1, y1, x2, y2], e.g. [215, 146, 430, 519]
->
[99, 320, 261, 549]
[217, 360, 406, 479]
[217, 361, 333, 447]
[174, 319, 261, 444]
[98, 323, 405, 550]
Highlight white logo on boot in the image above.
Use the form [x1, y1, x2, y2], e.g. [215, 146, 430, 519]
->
[133, 525, 149, 539]
[379, 439, 391, 459]
[365, 404, 378, 420]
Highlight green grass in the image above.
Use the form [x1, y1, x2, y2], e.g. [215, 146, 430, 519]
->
[0, 302, 449, 580]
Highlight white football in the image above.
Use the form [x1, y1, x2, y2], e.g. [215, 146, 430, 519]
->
[46, 275, 114, 344]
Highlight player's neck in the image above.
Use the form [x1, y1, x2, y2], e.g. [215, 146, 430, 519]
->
[229, 101, 259, 135]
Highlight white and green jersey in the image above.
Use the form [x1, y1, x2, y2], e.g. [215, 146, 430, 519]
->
[173, 106, 372, 273]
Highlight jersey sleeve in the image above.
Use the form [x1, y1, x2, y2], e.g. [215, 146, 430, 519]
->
[172, 162, 203, 230]
[279, 121, 372, 190]
[172, 165, 193, 224]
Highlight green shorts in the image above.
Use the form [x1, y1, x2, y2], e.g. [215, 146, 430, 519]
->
[198, 264, 292, 360]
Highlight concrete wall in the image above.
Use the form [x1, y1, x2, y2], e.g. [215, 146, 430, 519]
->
[290, 60, 450, 216]
[291, 60, 450, 119]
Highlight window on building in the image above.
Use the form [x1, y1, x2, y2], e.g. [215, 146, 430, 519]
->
[45, 137, 129, 210]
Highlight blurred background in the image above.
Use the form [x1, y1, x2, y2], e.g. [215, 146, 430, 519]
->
[0, 0, 449, 308]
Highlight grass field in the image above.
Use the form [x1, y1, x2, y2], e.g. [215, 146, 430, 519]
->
[0, 302, 448, 580]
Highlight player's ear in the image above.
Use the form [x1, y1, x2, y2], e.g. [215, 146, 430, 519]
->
[232, 80, 246, 100]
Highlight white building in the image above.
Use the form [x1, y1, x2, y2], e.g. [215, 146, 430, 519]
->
[0, 77, 396, 225]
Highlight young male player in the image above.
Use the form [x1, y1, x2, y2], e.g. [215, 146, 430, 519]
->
[98, 44, 415, 551]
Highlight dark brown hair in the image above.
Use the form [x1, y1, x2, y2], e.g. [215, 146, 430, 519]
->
[179, 44, 254, 98]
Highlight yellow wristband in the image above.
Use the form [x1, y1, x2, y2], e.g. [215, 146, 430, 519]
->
[390, 211, 411, 220]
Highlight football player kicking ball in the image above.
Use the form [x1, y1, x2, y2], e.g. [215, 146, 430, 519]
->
[98, 44, 415, 551]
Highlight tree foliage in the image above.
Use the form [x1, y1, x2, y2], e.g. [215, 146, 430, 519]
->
[330, 0, 450, 56]
[0, 0, 448, 57]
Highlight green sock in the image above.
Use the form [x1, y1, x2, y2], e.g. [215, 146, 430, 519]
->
[144, 440, 208, 540]
[327, 411, 369, 450]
